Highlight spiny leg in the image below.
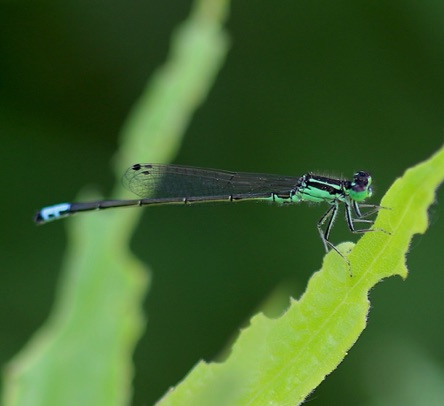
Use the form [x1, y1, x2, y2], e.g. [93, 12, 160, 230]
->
[353, 201, 388, 219]
[317, 203, 336, 252]
[317, 202, 352, 274]
[348, 201, 390, 235]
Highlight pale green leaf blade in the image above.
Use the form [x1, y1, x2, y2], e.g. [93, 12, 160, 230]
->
[158, 145, 444, 406]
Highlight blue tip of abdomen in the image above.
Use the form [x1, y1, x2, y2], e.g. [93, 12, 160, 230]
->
[34, 203, 71, 224]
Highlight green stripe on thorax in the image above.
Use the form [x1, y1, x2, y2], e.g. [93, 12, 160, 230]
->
[297, 174, 347, 203]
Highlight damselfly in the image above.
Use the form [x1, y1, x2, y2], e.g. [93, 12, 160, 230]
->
[35, 164, 383, 268]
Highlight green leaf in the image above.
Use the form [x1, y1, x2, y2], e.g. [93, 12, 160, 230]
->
[157, 145, 444, 406]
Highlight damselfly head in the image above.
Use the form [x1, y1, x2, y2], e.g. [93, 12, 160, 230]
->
[349, 171, 373, 202]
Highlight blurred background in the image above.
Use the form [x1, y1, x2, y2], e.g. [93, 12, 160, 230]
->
[1, 1, 444, 405]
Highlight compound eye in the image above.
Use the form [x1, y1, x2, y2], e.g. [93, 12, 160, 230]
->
[354, 170, 370, 179]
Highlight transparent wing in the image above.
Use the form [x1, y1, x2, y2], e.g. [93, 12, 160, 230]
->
[122, 164, 301, 199]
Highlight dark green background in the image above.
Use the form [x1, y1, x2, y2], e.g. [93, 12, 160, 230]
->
[1, 1, 444, 405]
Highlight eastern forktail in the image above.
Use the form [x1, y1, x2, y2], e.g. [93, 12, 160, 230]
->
[34, 164, 382, 266]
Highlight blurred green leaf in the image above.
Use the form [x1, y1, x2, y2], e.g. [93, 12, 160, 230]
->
[363, 338, 444, 406]
[2, 1, 230, 405]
